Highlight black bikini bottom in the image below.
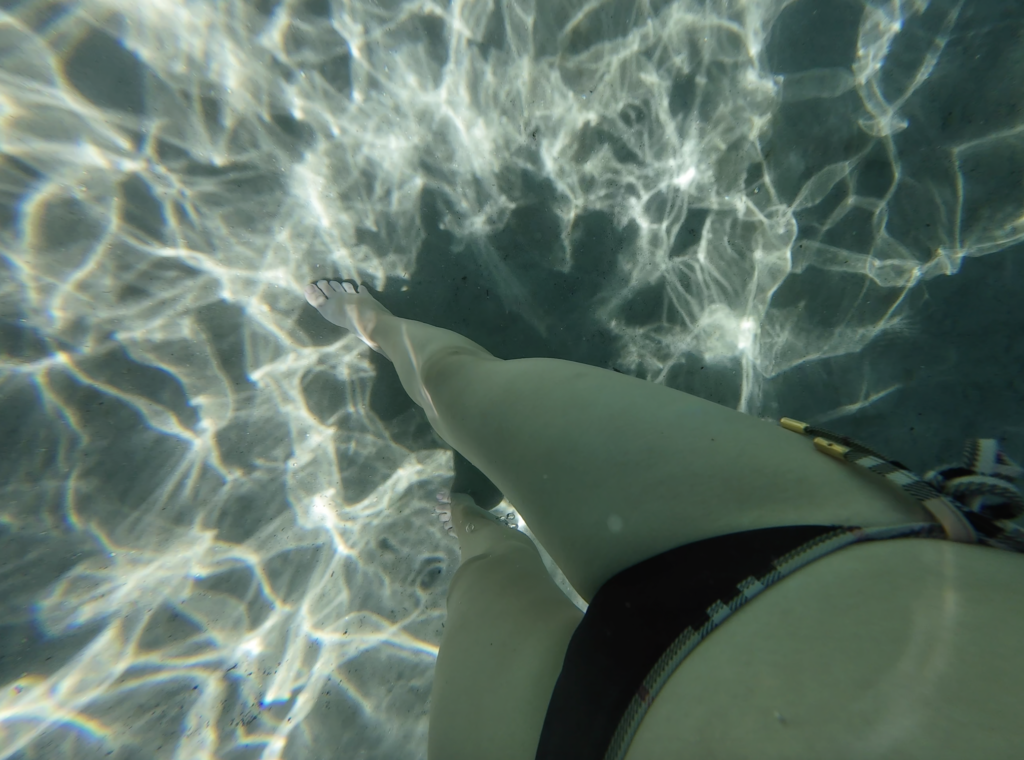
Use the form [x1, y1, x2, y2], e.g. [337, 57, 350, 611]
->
[533, 523, 943, 760]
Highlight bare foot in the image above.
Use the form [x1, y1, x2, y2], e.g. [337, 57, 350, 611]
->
[435, 491, 457, 537]
[435, 491, 530, 568]
[303, 279, 392, 355]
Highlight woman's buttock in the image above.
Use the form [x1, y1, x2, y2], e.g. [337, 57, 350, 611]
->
[626, 538, 1024, 760]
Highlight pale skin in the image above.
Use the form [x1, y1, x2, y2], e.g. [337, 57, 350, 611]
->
[304, 279, 1024, 760]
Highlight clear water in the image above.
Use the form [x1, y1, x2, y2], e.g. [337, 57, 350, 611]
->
[2, 0, 1023, 758]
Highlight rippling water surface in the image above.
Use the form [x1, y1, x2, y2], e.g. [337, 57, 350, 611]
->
[2, 0, 1023, 758]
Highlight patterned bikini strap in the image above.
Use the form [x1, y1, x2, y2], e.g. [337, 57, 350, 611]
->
[780, 418, 1024, 552]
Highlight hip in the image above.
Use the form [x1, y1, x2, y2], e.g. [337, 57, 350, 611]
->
[625, 538, 1024, 759]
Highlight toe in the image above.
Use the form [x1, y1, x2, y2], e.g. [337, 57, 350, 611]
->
[304, 283, 327, 306]
[342, 281, 357, 294]
[329, 280, 345, 293]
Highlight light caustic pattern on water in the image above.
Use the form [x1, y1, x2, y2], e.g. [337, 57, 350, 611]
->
[1, 0, 1023, 758]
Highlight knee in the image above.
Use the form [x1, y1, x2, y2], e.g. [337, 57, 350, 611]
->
[417, 350, 501, 436]
[421, 346, 498, 391]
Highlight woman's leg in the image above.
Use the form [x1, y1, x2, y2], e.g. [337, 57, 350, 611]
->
[427, 494, 583, 760]
[304, 280, 932, 600]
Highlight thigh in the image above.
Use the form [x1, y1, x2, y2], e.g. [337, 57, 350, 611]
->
[424, 354, 931, 601]
[429, 540, 583, 760]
